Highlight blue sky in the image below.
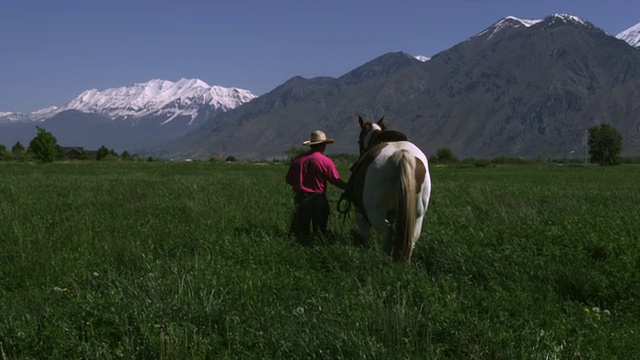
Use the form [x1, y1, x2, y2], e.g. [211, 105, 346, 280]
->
[2, 0, 640, 113]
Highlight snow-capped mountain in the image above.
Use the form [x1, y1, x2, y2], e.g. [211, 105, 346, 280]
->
[0, 78, 258, 154]
[0, 78, 257, 124]
[475, 15, 542, 40]
[476, 13, 639, 49]
[616, 22, 640, 48]
[0, 111, 30, 123]
[475, 14, 598, 41]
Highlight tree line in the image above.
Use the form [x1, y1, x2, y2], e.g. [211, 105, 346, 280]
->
[428, 123, 626, 165]
[0, 124, 628, 164]
[286, 124, 627, 166]
[0, 126, 147, 162]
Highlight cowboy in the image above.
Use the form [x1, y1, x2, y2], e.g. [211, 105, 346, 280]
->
[286, 130, 348, 246]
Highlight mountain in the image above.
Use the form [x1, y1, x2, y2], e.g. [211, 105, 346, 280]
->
[0, 78, 256, 152]
[164, 14, 640, 160]
[60, 78, 256, 123]
[163, 52, 428, 159]
[3, 14, 640, 160]
[617, 22, 640, 47]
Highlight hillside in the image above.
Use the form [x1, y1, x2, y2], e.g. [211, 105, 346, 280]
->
[167, 14, 640, 159]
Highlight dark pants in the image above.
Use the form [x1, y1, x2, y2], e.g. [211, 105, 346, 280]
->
[290, 193, 329, 246]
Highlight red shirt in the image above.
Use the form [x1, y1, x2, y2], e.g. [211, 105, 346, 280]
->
[286, 150, 342, 194]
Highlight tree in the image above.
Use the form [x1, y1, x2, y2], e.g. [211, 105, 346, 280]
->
[285, 146, 307, 162]
[28, 126, 58, 162]
[588, 124, 622, 165]
[96, 145, 110, 160]
[12, 141, 25, 155]
[12, 141, 25, 160]
[435, 147, 458, 163]
[0, 144, 10, 161]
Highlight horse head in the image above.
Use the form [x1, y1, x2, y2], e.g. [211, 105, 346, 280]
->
[358, 115, 387, 155]
[358, 116, 409, 155]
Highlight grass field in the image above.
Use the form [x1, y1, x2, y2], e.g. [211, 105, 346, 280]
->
[1, 161, 639, 359]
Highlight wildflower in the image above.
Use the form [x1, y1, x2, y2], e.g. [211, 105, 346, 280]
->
[584, 307, 590, 313]
[53, 287, 63, 292]
[592, 307, 601, 313]
[294, 307, 305, 316]
[603, 309, 611, 316]
[92, 272, 100, 277]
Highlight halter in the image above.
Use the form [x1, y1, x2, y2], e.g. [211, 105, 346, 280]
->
[358, 123, 382, 155]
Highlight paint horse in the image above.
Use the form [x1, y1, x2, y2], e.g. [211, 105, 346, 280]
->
[347, 116, 431, 262]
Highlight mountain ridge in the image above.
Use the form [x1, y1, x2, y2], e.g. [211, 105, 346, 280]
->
[163, 13, 640, 159]
[1, 14, 640, 159]
[0, 78, 256, 124]
[0, 78, 257, 152]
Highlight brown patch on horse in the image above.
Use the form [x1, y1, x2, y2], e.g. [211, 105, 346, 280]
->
[414, 157, 426, 194]
[351, 143, 388, 218]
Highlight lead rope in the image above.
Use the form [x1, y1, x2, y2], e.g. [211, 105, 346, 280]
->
[336, 191, 352, 221]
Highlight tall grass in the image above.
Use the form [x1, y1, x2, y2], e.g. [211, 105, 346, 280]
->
[1, 162, 638, 358]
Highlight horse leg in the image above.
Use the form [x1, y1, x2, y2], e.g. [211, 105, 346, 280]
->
[355, 211, 371, 247]
[366, 211, 393, 256]
[409, 215, 425, 259]
[382, 221, 394, 257]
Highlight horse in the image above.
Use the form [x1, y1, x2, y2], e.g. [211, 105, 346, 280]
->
[346, 116, 431, 262]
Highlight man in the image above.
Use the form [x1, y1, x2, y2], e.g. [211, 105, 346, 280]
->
[286, 130, 348, 246]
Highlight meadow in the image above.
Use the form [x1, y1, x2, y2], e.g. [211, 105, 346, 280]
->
[0, 161, 638, 359]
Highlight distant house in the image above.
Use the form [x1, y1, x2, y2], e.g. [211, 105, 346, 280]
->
[59, 147, 85, 160]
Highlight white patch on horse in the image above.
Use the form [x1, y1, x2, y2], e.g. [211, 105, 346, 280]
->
[363, 122, 382, 150]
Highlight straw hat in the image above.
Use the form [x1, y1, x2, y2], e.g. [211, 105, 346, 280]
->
[302, 130, 335, 146]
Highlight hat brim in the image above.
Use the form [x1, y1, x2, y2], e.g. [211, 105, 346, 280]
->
[303, 139, 334, 146]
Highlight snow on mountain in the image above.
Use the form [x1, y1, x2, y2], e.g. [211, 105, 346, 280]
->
[0, 112, 30, 123]
[0, 78, 257, 124]
[475, 16, 543, 40]
[414, 55, 430, 62]
[475, 14, 597, 42]
[546, 13, 592, 27]
[616, 22, 640, 48]
[62, 78, 257, 123]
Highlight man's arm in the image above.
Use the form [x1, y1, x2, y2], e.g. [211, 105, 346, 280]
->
[331, 178, 348, 190]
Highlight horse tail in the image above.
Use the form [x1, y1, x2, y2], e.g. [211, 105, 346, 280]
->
[393, 149, 417, 262]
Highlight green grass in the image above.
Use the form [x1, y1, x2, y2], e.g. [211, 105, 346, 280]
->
[1, 161, 639, 358]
